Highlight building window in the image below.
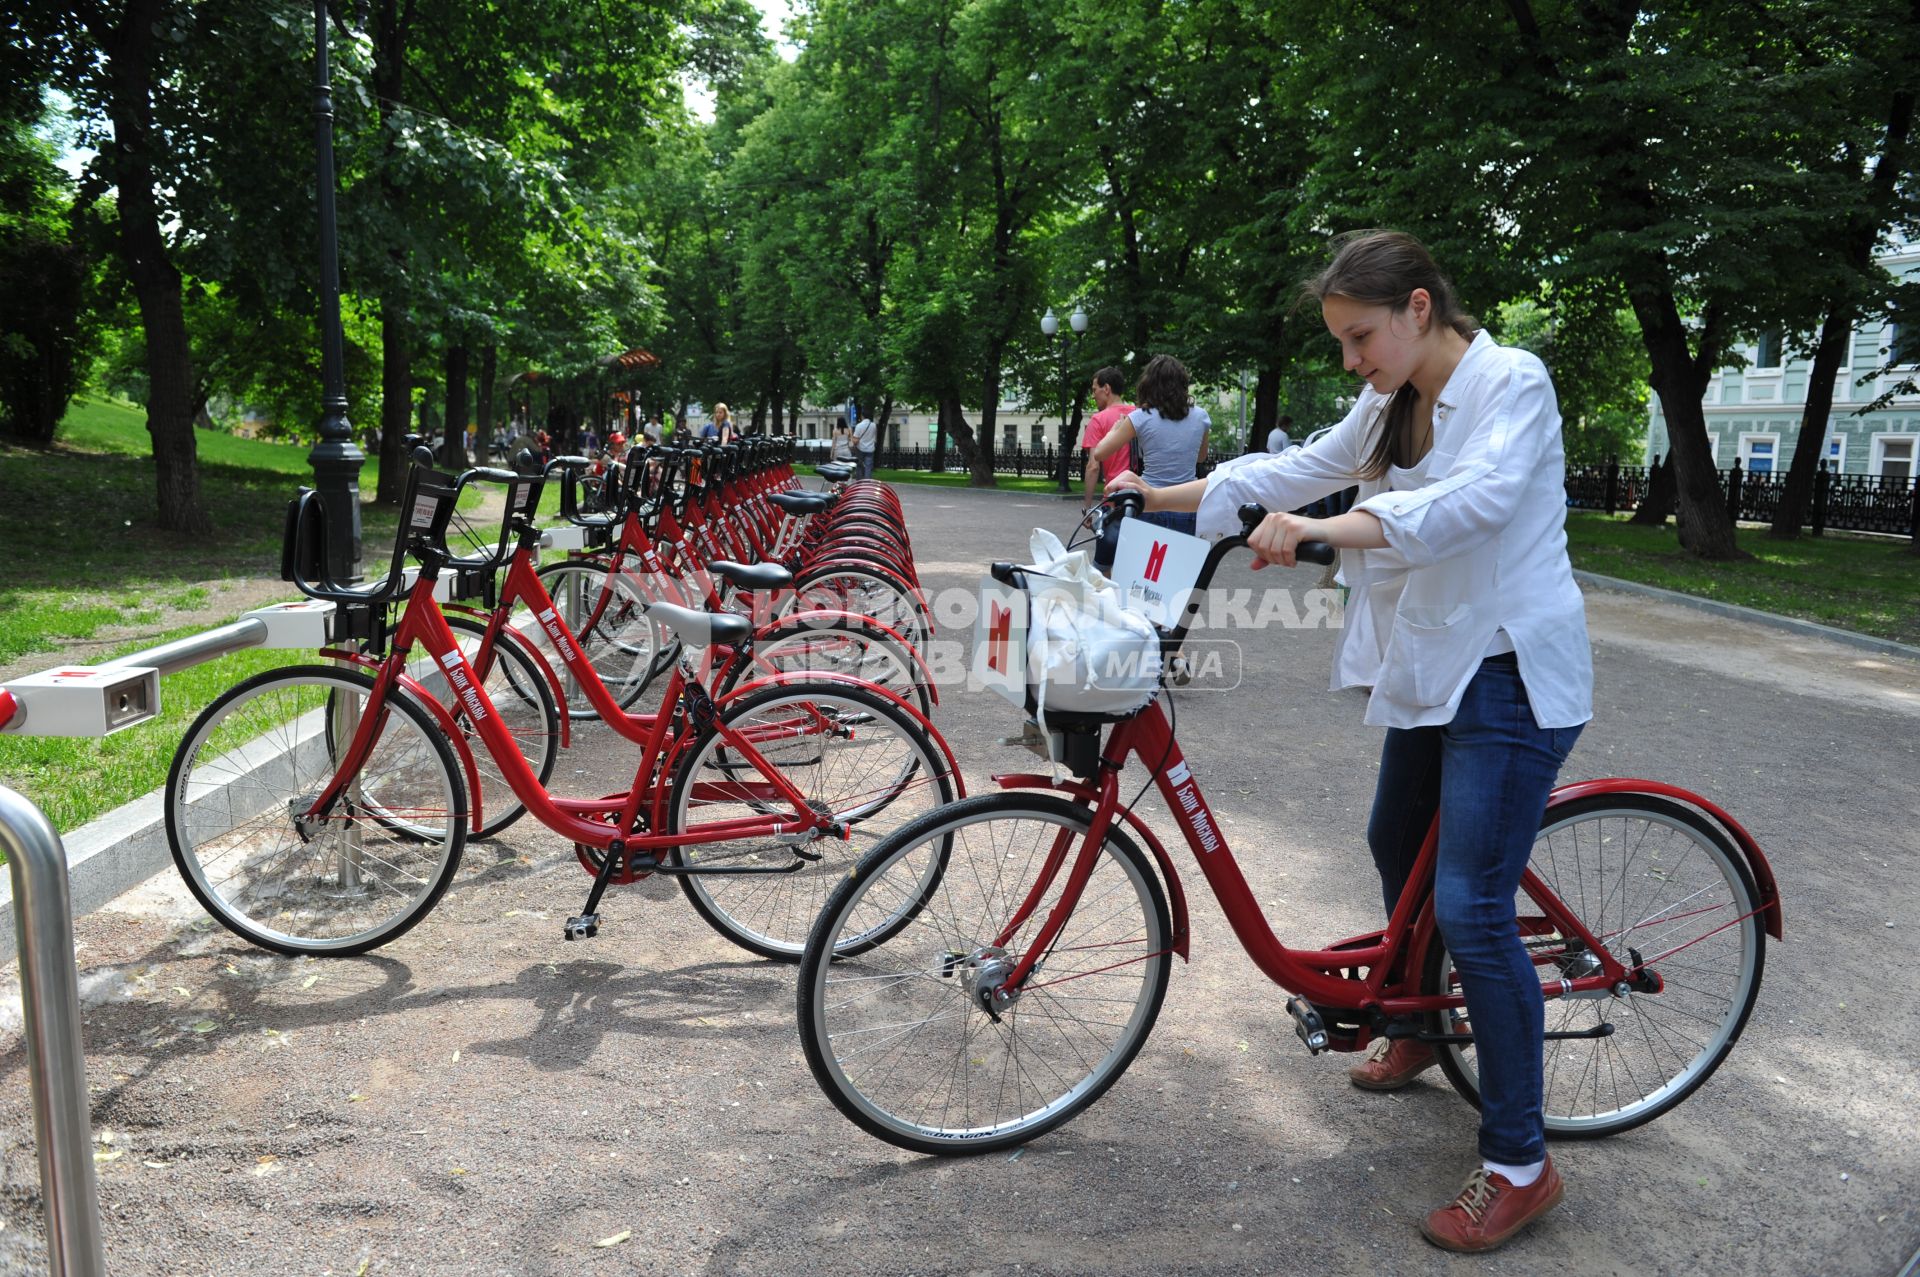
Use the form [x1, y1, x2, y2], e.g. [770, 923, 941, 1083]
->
[1706, 432, 1721, 465]
[1873, 434, 1916, 483]
[1889, 322, 1920, 368]
[1738, 433, 1779, 474]
[1827, 434, 1845, 473]
[1002, 425, 1017, 449]
[1754, 330, 1782, 370]
[1031, 423, 1045, 447]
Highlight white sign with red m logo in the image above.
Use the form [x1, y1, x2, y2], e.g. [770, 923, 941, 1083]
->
[1110, 519, 1209, 628]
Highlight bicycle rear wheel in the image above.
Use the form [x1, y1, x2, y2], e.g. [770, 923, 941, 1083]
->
[797, 792, 1171, 1155]
[666, 682, 956, 960]
[165, 666, 467, 956]
[1422, 793, 1766, 1138]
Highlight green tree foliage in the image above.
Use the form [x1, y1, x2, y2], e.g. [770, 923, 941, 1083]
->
[0, 111, 97, 442]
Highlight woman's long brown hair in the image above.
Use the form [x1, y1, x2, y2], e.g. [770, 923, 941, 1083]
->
[1304, 231, 1479, 479]
[1133, 354, 1193, 421]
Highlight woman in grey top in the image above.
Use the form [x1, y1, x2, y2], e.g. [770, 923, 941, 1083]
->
[1090, 354, 1210, 535]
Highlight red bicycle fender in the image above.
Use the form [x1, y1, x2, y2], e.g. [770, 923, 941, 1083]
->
[761, 608, 940, 706]
[391, 672, 487, 834]
[716, 670, 966, 797]
[1548, 778, 1783, 939]
[990, 772, 1191, 959]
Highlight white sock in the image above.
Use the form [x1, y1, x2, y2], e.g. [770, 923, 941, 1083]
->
[1482, 1158, 1545, 1188]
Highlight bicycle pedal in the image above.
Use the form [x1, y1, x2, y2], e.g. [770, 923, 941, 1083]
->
[563, 914, 600, 941]
[1286, 995, 1329, 1055]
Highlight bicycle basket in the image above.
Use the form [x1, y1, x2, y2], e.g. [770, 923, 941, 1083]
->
[974, 528, 1162, 723]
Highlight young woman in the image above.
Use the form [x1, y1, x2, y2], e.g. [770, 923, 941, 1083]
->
[1090, 354, 1210, 535]
[1107, 230, 1592, 1253]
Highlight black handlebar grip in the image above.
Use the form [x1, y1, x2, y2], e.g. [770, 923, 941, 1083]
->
[467, 466, 518, 484]
[1294, 541, 1337, 566]
[545, 454, 592, 475]
[1238, 502, 1337, 565]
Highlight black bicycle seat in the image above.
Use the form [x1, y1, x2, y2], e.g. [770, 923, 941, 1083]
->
[644, 601, 754, 649]
[707, 560, 794, 591]
[770, 491, 832, 515]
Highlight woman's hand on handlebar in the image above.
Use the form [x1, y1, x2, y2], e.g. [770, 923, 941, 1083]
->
[1247, 511, 1330, 570]
[1103, 469, 1149, 501]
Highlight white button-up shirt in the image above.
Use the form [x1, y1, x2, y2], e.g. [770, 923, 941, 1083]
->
[1197, 331, 1592, 729]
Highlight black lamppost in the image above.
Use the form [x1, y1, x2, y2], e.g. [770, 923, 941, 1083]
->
[307, 0, 366, 583]
[1042, 305, 1087, 493]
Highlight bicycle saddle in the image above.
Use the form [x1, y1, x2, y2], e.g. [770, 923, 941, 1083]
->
[707, 560, 794, 591]
[643, 601, 754, 649]
[770, 491, 832, 515]
[816, 463, 853, 482]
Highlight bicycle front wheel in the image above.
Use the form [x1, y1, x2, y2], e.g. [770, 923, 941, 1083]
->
[666, 682, 956, 960]
[165, 666, 467, 956]
[797, 793, 1172, 1155]
[1422, 793, 1766, 1138]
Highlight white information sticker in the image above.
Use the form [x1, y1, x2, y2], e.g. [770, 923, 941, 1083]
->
[1109, 520, 1209, 628]
[971, 577, 1029, 709]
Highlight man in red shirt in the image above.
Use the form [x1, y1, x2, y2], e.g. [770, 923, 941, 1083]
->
[1079, 366, 1136, 569]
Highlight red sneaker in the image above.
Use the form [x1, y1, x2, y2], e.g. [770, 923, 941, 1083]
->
[1346, 1038, 1437, 1090]
[1420, 1159, 1565, 1252]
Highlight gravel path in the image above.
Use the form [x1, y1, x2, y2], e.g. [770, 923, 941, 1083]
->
[2, 483, 1914, 1275]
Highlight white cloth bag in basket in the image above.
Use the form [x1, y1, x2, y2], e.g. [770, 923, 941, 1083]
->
[973, 529, 1165, 777]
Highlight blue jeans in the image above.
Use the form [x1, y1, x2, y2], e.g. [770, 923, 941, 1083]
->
[1138, 510, 1196, 536]
[1366, 655, 1582, 1165]
[856, 450, 875, 480]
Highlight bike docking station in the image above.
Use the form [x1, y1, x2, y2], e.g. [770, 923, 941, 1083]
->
[0, 571, 462, 1276]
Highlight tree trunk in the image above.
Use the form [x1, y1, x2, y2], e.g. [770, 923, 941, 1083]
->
[1768, 307, 1851, 539]
[442, 341, 468, 468]
[938, 392, 976, 471]
[1631, 289, 1744, 558]
[1630, 454, 1675, 525]
[371, 0, 411, 500]
[96, 0, 210, 534]
[476, 343, 496, 461]
[1773, 77, 1914, 539]
[377, 309, 409, 502]
[1251, 365, 1281, 453]
[973, 369, 1001, 488]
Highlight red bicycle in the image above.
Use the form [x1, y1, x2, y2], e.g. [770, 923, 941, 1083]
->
[796, 500, 1782, 1153]
[165, 461, 958, 960]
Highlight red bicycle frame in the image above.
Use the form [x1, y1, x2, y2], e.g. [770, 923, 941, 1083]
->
[984, 697, 1784, 1034]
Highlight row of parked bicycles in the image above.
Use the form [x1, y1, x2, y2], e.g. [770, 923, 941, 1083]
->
[160, 445, 1780, 1160]
[165, 437, 952, 963]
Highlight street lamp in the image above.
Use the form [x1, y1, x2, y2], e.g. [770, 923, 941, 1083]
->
[1043, 305, 1088, 492]
[306, 0, 365, 583]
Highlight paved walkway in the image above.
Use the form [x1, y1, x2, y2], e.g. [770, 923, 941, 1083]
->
[2, 483, 1915, 1275]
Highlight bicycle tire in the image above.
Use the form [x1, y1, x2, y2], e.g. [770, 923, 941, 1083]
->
[797, 792, 1171, 1155]
[165, 665, 467, 957]
[1421, 793, 1766, 1138]
[531, 560, 666, 719]
[713, 616, 933, 718]
[789, 564, 930, 653]
[666, 681, 956, 961]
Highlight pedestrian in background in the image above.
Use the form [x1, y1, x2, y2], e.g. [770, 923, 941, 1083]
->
[1089, 354, 1210, 536]
[1078, 365, 1138, 570]
[851, 410, 877, 479]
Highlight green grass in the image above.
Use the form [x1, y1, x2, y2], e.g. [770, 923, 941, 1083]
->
[0, 396, 526, 837]
[869, 467, 1075, 495]
[1565, 513, 1920, 646]
[0, 396, 506, 666]
[0, 627, 304, 834]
